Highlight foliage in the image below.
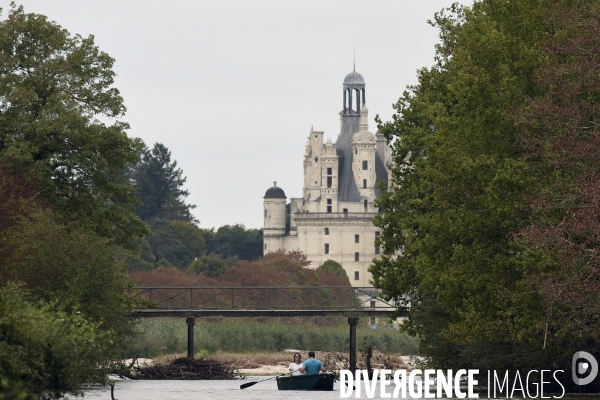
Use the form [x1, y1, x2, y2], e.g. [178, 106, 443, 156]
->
[0, 4, 149, 248]
[189, 255, 228, 278]
[131, 251, 351, 287]
[0, 284, 113, 399]
[131, 142, 196, 224]
[145, 220, 206, 269]
[202, 224, 263, 261]
[122, 318, 418, 358]
[0, 156, 136, 356]
[317, 259, 350, 284]
[370, 0, 600, 384]
[514, 0, 600, 349]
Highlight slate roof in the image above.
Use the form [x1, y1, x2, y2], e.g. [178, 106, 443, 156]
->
[335, 115, 361, 202]
[264, 185, 286, 199]
[344, 71, 365, 86]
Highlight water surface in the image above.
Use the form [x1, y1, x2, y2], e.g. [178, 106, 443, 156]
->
[71, 377, 600, 400]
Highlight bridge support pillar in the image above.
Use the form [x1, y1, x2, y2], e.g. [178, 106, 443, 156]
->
[348, 316, 359, 374]
[186, 317, 195, 359]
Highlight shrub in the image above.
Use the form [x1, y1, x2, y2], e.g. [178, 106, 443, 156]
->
[0, 284, 112, 399]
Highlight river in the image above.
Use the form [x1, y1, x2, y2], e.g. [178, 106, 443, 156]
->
[70, 377, 341, 399]
[70, 377, 600, 400]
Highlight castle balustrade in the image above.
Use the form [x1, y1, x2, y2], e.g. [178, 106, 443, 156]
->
[293, 212, 377, 220]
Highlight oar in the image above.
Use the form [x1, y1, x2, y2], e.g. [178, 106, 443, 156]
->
[329, 370, 356, 390]
[240, 373, 288, 389]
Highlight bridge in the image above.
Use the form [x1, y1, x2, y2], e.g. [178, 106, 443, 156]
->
[132, 286, 402, 372]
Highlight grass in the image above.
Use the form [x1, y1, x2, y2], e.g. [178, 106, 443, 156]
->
[121, 318, 418, 359]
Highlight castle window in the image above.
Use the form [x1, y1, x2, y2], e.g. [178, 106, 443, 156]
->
[324, 228, 329, 235]
[375, 231, 381, 254]
[264, 243, 267, 250]
[354, 271, 360, 280]
[327, 168, 332, 175]
[364, 199, 368, 211]
[343, 208, 348, 216]
[327, 199, 332, 213]
[325, 243, 329, 254]
[355, 252, 359, 261]
[327, 176, 332, 188]
[264, 209, 267, 217]
[363, 179, 367, 189]
[355, 234, 359, 243]
[362, 161, 368, 170]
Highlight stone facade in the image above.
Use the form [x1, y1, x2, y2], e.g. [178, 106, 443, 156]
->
[263, 69, 391, 287]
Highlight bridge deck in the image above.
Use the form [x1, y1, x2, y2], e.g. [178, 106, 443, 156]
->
[131, 286, 397, 317]
[130, 309, 398, 318]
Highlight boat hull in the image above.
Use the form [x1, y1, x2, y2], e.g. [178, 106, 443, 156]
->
[276, 373, 336, 391]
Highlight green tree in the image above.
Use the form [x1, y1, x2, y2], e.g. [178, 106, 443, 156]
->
[0, 161, 137, 341]
[147, 220, 206, 268]
[132, 142, 197, 224]
[317, 259, 350, 284]
[203, 224, 263, 261]
[189, 255, 228, 278]
[370, 0, 567, 375]
[0, 284, 114, 399]
[0, 4, 149, 248]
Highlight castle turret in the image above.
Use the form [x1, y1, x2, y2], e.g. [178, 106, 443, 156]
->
[263, 182, 286, 254]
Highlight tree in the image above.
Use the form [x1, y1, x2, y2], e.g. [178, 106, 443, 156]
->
[369, 0, 592, 379]
[146, 220, 206, 268]
[0, 159, 137, 341]
[132, 142, 197, 224]
[514, 0, 600, 357]
[317, 259, 350, 284]
[0, 284, 114, 399]
[189, 255, 228, 278]
[0, 4, 149, 248]
[203, 224, 263, 261]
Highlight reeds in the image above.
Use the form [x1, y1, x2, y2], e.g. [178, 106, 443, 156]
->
[121, 318, 418, 358]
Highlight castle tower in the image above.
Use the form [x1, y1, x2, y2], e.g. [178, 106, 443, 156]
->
[343, 65, 366, 116]
[263, 182, 287, 255]
[352, 105, 377, 212]
[262, 68, 392, 287]
[336, 68, 366, 202]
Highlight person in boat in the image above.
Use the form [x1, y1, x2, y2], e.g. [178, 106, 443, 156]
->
[300, 351, 326, 374]
[288, 353, 305, 376]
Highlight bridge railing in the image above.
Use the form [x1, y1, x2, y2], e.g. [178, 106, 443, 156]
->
[133, 286, 395, 311]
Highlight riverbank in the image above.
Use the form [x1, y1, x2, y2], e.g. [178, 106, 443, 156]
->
[129, 350, 412, 377]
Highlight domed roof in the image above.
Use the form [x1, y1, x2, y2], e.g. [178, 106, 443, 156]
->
[264, 182, 286, 199]
[344, 70, 365, 85]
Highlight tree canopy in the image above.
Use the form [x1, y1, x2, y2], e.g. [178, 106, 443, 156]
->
[371, 0, 600, 389]
[203, 224, 263, 261]
[0, 4, 149, 248]
[0, 5, 143, 396]
[131, 142, 197, 224]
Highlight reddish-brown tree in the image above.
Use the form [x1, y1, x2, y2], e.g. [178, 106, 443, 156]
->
[515, 0, 600, 343]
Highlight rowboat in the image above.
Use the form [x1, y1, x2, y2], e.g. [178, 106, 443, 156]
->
[276, 373, 336, 391]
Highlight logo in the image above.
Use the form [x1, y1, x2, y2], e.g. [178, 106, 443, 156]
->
[572, 351, 598, 386]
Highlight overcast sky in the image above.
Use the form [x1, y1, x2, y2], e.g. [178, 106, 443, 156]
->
[4, 1, 469, 229]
